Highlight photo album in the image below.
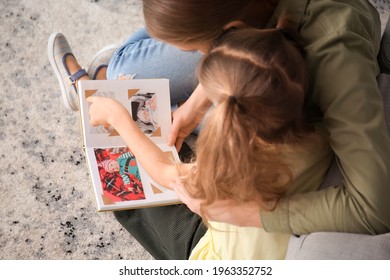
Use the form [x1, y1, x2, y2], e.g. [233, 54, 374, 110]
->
[78, 79, 181, 211]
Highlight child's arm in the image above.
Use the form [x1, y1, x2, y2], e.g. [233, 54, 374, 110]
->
[87, 96, 189, 188]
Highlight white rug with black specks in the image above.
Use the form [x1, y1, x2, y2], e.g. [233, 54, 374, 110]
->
[1, 0, 152, 260]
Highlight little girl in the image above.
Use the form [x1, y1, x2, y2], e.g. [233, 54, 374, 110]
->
[87, 23, 333, 259]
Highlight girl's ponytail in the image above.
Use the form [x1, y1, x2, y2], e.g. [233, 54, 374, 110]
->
[182, 21, 312, 222]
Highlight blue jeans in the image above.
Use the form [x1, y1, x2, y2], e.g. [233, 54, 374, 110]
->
[107, 28, 202, 105]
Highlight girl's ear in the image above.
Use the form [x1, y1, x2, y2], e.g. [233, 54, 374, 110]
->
[223, 20, 246, 30]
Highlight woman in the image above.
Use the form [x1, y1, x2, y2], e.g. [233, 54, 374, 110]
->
[111, 0, 390, 234]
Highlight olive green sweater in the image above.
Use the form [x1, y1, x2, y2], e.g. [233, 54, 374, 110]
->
[262, 0, 390, 235]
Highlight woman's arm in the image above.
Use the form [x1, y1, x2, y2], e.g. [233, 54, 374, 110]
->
[169, 3, 390, 234]
[87, 96, 189, 187]
[262, 3, 390, 234]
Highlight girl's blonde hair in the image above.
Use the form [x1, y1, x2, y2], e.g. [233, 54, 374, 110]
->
[183, 21, 312, 218]
[143, 0, 279, 44]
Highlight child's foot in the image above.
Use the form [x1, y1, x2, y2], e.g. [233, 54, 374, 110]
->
[94, 66, 107, 80]
[64, 55, 89, 85]
[47, 32, 89, 111]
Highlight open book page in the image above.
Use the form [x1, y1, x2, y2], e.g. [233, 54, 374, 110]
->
[79, 79, 172, 148]
[85, 145, 180, 211]
[78, 79, 181, 211]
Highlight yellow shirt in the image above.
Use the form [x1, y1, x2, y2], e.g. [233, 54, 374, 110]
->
[190, 224, 291, 260]
[190, 130, 333, 260]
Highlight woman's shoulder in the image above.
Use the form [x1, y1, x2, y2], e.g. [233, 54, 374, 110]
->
[299, 0, 380, 40]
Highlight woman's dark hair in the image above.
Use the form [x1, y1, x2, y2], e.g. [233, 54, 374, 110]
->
[143, 0, 279, 44]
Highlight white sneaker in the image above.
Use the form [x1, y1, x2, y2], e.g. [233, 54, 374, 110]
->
[47, 32, 88, 111]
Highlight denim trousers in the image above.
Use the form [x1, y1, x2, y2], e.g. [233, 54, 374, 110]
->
[107, 28, 203, 105]
[107, 28, 206, 260]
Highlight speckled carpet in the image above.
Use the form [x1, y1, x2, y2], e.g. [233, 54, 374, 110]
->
[1, 0, 152, 260]
[0, 0, 389, 260]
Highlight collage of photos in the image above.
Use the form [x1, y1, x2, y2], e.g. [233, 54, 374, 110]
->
[94, 147, 146, 204]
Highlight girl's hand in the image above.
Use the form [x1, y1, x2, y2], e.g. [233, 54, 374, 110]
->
[87, 96, 131, 128]
[170, 179, 262, 228]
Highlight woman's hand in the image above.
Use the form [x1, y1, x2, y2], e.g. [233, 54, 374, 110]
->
[170, 179, 262, 227]
[87, 96, 131, 128]
[168, 103, 203, 151]
[168, 84, 212, 151]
